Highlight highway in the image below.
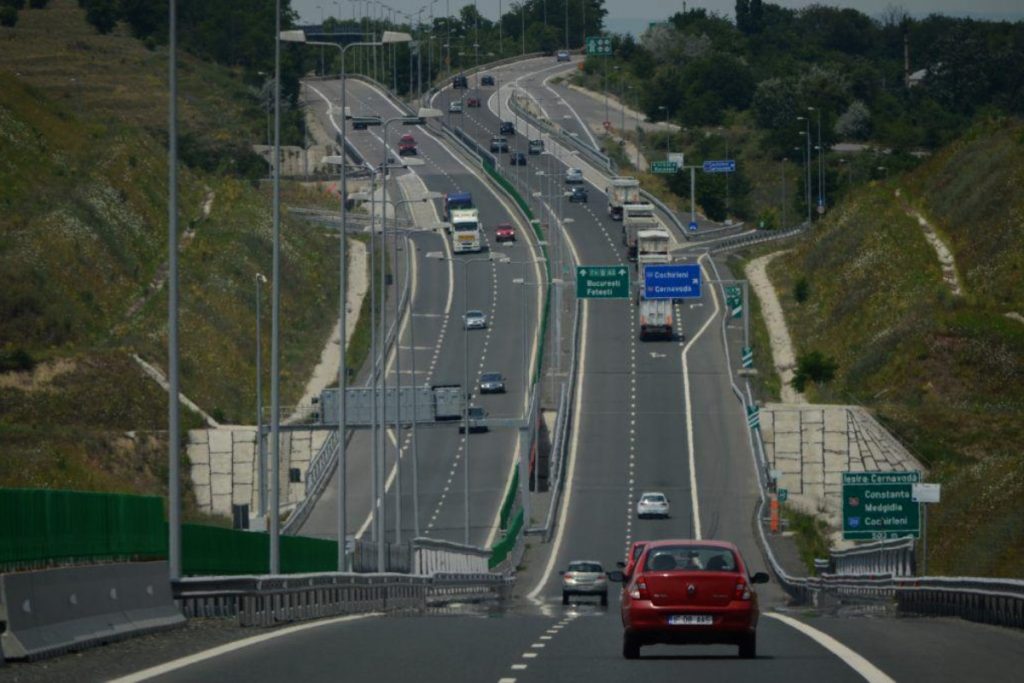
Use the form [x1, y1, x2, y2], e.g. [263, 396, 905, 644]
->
[295, 76, 544, 549]
[118, 58, 1024, 683]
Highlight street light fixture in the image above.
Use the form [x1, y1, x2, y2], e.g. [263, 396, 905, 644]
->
[280, 26, 411, 572]
[797, 114, 812, 223]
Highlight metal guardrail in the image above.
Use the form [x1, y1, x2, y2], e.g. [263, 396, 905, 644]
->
[175, 571, 512, 627]
[830, 536, 916, 577]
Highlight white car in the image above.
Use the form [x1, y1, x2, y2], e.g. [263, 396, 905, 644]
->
[565, 167, 584, 184]
[463, 309, 487, 330]
[449, 100, 463, 113]
[637, 491, 670, 519]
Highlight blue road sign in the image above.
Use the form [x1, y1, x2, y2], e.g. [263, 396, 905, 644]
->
[643, 263, 702, 300]
[702, 160, 736, 173]
[688, 221, 699, 232]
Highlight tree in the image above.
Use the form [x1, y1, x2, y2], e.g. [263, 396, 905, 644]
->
[792, 351, 838, 391]
[0, 6, 17, 27]
[84, 0, 118, 35]
[834, 100, 871, 140]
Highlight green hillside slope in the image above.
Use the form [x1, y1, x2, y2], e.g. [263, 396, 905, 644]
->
[769, 117, 1024, 577]
[0, 2, 338, 507]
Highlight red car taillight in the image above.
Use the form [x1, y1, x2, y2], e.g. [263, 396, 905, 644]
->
[734, 580, 751, 601]
[563, 572, 574, 582]
[629, 579, 650, 600]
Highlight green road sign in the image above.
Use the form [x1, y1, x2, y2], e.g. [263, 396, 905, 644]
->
[650, 160, 679, 174]
[778, 488, 788, 503]
[726, 285, 743, 318]
[746, 404, 760, 429]
[742, 346, 754, 368]
[576, 265, 630, 299]
[586, 35, 612, 56]
[842, 471, 921, 541]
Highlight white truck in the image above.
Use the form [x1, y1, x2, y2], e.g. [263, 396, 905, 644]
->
[638, 296, 674, 341]
[636, 227, 671, 267]
[451, 208, 482, 253]
[622, 203, 658, 261]
[606, 177, 641, 220]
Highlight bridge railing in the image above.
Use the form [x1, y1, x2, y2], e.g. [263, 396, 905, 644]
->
[176, 571, 512, 627]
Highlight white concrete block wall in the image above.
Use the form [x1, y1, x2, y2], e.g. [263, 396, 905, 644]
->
[186, 426, 326, 518]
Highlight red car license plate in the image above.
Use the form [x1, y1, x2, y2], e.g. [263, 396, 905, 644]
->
[668, 615, 713, 626]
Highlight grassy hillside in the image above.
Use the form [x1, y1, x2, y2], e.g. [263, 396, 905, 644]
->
[767, 117, 1024, 576]
[0, 2, 338, 507]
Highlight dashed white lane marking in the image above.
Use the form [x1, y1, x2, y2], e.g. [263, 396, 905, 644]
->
[522, 652, 538, 659]
[511, 664, 527, 670]
[766, 613, 897, 683]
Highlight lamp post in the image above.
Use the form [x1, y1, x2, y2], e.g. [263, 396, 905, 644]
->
[280, 27, 412, 571]
[657, 105, 668, 157]
[521, 1, 525, 55]
[780, 157, 788, 229]
[814, 107, 825, 213]
[797, 114, 811, 223]
[167, 0, 181, 580]
[255, 273, 268, 519]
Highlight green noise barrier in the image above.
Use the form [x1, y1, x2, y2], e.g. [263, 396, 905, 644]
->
[488, 509, 525, 570]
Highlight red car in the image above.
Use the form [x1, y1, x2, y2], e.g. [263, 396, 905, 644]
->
[467, 96, 481, 108]
[398, 133, 417, 156]
[494, 222, 516, 243]
[613, 539, 769, 660]
[619, 541, 647, 578]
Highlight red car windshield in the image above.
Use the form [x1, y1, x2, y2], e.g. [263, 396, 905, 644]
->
[641, 545, 739, 572]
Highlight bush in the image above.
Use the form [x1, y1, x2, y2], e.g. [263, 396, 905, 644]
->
[0, 6, 17, 27]
[29, 0, 49, 8]
[2, 0, 26, 11]
[792, 350, 838, 391]
[0, 348, 37, 373]
[794, 277, 810, 303]
[84, 0, 117, 34]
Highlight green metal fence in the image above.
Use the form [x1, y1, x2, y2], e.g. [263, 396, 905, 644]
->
[0, 488, 340, 576]
[0, 488, 165, 571]
[497, 467, 519, 531]
[488, 509, 524, 570]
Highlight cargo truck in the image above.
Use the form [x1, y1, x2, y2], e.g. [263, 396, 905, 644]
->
[451, 208, 482, 253]
[622, 203, 658, 261]
[638, 296, 674, 341]
[636, 227, 671, 267]
[443, 191, 473, 224]
[605, 177, 641, 220]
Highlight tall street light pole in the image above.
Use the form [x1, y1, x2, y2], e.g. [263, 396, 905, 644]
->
[280, 28, 411, 572]
[798, 115, 811, 223]
[255, 273, 267, 519]
[167, 0, 181, 581]
[269, 0, 283, 575]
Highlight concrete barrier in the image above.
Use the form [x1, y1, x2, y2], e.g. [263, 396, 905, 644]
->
[0, 561, 184, 661]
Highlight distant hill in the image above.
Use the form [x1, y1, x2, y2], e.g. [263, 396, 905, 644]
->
[767, 116, 1024, 577]
[0, 1, 338, 508]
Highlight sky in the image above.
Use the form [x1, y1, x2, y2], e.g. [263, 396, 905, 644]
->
[294, 0, 1024, 35]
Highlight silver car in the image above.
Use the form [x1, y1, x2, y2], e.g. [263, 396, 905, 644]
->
[561, 560, 608, 606]
[449, 100, 463, 113]
[565, 167, 584, 184]
[636, 491, 670, 519]
[463, 309, 487, 330]
[479, 372, 506, 393]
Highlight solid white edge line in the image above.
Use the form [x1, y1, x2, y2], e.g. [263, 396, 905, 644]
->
[110, 613, 380, 683]
[679, 254, 721, 540]
[765, 613, 896, 683]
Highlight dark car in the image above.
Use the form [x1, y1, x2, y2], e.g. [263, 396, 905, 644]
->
[556, 50, 571, 62]
[499, 121, 516, 136]
[612, 539, 770, 660]
[528, 139, 544, 155]
[480, 74, 495, 86]
[568, 185, 588, 203]
[467, 96, 481, 108]
[509, 152, 527, 166]
[490, 137, 509, 153]
[452, 74, 468, 88]
[479, 372, 506, 394]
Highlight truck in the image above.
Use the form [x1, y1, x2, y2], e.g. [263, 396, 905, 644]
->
[605, 177, 641, 220]
[636, 227, 672, 268]
[451, 208, 482, 253]
[622, 203, 658, 261]
[443, 191, 473, 223]
[638, 295, 674, 341]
